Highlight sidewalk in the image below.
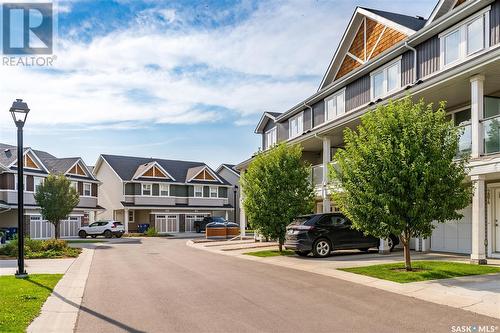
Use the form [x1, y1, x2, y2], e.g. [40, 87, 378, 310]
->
[27, 248, 95, 333]
[188, 240, 500, 319]
[0, 257, 76, 276]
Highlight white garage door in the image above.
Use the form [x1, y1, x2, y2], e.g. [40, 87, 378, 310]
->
[30, 216, 82, 239]
[185, 214, 208, 232]
[155, 215, 178, 233]
[430, 206, 472, 254]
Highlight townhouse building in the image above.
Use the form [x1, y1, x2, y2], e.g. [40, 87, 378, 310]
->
[237, 0, 500, 263]
[93, 154, 233, 233]
[0, 143, 101, 239]
[216, 164, 240, 222]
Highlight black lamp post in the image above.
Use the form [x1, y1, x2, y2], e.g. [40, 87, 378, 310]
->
[10, 99, 30, 278]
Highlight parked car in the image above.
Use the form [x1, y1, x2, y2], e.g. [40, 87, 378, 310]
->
[284, 213, 399, 258]
[194, 216, 227, 233]
[78, 220, 124, 239]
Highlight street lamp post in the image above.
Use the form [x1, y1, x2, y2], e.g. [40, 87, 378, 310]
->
[10, 99, 30, 278]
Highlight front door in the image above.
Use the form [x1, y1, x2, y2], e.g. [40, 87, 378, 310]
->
[495, 189, 500, 253]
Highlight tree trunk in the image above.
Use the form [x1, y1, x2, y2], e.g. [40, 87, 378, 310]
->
[278, 241, 283, 252]
[401, 230, 412, 271]
[54, 222, 60, 240]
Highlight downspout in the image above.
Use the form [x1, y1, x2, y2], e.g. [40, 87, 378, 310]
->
[404, 42, 418, 85]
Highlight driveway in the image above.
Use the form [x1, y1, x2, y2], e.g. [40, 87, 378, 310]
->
[75, 238, 500, 333]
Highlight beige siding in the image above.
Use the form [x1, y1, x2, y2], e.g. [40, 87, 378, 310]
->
[94, 159, 124, 221]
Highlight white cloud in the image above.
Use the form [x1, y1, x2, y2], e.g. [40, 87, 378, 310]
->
[0, 0, 436, 129]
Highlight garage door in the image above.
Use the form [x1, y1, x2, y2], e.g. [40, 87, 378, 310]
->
[430, 206, 472, 254]
[155, 215, 178, 233]
[185, 214, 208, 232]
[30, 216, 54, 239]
[59, 217, 82, 238]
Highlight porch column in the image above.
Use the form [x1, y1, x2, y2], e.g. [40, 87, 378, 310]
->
[471, 175, 487, 264]
[470, 75, 485, 158]
[421, 238, 429, 252]
[124, 208, 129, 234]
[378, 239, 390, 254]
[322, 136, 331, 213]
[225, 210, 228, 220]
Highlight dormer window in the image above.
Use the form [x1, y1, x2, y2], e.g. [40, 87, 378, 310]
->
[370, 58, 401, 100]
[265, 127, 277, 150]
[289, 112, 303, 139]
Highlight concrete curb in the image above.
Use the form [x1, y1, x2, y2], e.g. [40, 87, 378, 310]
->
[27, 248, 95, 333]
[187, 240, 500, 319]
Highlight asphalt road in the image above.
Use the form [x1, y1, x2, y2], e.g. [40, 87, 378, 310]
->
[75, 238, 500, 333]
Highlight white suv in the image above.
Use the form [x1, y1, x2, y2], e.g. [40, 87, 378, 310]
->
[78, 220, 125, 239]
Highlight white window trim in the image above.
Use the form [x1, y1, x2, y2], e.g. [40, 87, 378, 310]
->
[141, 183, 152, 196]
[128, 210, 135, 223]
[288, 111, 304, 139]
[324, 88, 346, 122]
[33, 177, 44, 193]
[83, 182, 92, 197]
[370, 57, 402, 100]
[14, 175, 27, 192]
[209, 186, 218, 198]
[159, 183, 170, 197]
[439, 7, 490, 69]
[194, 185, 203, 198]
[264, 127, 277, 150]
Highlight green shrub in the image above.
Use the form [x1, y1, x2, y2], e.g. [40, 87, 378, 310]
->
[25, 238, 44, 252]
[145, 227, 158, 237]
[0, 237, 80, 258]
[0, 240, 17, 256]
[41, 239, 67, 251]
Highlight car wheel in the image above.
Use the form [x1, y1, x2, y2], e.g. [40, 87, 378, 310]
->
[91, 235, 97, 238]
[359, 248, 370, 252]
[388, 237, 395, 252]
[295, 251, 310, 257]
[312, 239, 331, 258]
[196, 226, 201, 233]
[78, 230, 87, 239]
[104, 230, 113, 238]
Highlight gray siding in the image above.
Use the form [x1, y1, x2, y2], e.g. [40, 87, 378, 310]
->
[312, 100, 324, 128]
[125, 183, 141, 195]
[345, 75, 370, 112]
[203, 186, 209, 198]
[491, 0, 500, 46]
[417, 35, 440, 79]
[218, 187, 228, 198]
[262, 119, 276, 149]
[277, 121, 288, 142]
[401, 50, 415, 86]
[303, 108, 312, 131]
[171, 184, 188, 197]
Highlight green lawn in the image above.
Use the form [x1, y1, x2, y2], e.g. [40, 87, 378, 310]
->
[244, 249, 295, 257]
[0, 274, 62, 332]
[339, 261, 500, 283]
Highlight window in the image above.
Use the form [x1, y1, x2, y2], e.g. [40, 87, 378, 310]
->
[194, 185, 203, 198]
[128, 210, 135, 223]
[160, 184, 169, 196]
[441, 10, 489, 67]
[483, 97, 500, 154]
[264, 127, 277, 150]
[14, 175, 27, 191]
[142, 183, 152, 196]
[370, 60, 401, 100]
[288, 112, 303, 138]
[325, 90, 345, 121]
[83, 183, 92, 196]
[34, 177, 43, 192]
[71, 181, 78, 191]
[448, 108, 472, 156]
[210, 186, 218, 198]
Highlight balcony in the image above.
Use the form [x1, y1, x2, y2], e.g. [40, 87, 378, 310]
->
[483, 116, 500, 154]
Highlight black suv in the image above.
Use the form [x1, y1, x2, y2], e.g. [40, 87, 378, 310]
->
[194, 216, 227, 233]
[284, 213, 399, 258]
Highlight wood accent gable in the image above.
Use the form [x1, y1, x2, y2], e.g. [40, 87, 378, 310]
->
[194, 169, 216, 181]
[69, 163, 86, 176]
[454, 0, 466, 9]
[335, 17, 407, 80]
[142, 165, 168, 179]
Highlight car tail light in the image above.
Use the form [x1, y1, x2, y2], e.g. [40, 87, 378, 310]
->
[111, 223, 116, 228]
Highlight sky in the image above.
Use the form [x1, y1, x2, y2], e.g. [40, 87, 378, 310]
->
[0, 0, 436, 168]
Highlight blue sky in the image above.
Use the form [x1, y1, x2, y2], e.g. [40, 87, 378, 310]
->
[0, 0, 436, 168]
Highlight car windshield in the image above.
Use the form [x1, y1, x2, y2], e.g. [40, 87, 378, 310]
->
[212, 217, 226, 222]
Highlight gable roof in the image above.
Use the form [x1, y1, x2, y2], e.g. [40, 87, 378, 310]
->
[427, 0, 466, 25]
[186, 165, 223, 183]
[99, 154, 230, 185]
[132, 161, 176, 181]
[216, 164, 240, 176]
[318, 6, 426, 90]
[255, 112, 282, 134]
